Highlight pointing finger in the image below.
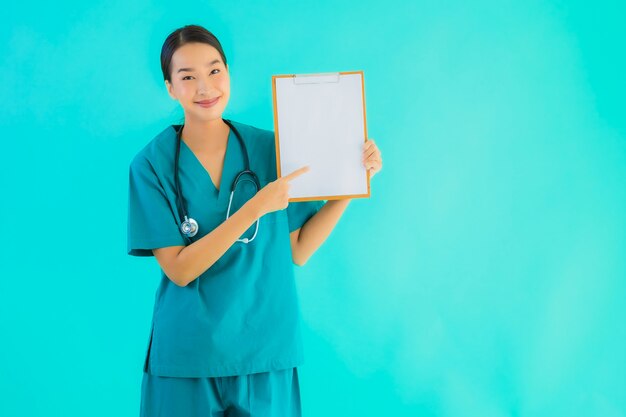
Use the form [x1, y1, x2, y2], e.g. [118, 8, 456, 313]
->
[282, 165, 310, 182]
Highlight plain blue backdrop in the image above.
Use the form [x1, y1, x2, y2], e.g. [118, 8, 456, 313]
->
[1, 1, 625, 416]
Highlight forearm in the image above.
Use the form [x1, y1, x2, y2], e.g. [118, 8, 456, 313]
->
[176, 200, 261, 286]
[294, 198, 351, 265]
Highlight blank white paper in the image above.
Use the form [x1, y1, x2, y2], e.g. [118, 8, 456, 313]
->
[274, 72, 369, 200]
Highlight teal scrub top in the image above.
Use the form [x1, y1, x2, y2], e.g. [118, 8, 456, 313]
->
[127, 120, 324, 378]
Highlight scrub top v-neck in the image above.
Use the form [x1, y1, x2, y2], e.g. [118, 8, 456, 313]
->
[180, 127, 232, 202]
[127, 120, 324, 378]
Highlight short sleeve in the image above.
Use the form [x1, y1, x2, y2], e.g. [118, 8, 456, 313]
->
[127, 158, 186, 257]
[286, 200, 325, 233]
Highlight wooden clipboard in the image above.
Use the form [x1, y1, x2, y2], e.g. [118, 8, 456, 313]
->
[271, 71, 371, 202]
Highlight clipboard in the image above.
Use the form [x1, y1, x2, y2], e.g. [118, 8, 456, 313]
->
[271, 71, 370, 202]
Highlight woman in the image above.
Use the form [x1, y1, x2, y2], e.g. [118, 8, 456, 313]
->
[127, 24, 383, 417]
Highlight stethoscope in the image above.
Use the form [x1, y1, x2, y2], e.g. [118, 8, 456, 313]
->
[174, 118, 261, 244]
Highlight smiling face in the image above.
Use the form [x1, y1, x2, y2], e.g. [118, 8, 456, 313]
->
[165, 42, 230, 123]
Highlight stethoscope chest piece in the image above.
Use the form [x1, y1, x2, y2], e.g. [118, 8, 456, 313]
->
[180, 215, 199, 237]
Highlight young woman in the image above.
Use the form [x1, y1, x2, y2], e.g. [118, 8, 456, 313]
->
[127, 24, 383, 417]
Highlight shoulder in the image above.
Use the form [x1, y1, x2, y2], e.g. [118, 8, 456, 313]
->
[228, 120, 278, 179]
[228, 119, 275, 149]
[129, 124, 178, 173]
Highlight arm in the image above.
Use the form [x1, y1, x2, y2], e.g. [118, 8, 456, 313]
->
[153, 200, 261, 287]
[289, 136, 383, 265]
[290, 198, 351, 266]
[152, 166, 310, 287]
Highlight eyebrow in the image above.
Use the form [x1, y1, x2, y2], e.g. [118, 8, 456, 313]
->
[177, 59, 222, 73]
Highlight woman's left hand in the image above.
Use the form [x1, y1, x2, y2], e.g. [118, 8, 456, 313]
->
[362, 138, 383, 179]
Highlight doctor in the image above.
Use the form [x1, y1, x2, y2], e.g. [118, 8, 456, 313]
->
[127, 24, 383, 417]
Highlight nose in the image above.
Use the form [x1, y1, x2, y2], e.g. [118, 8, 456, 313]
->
[197, 75, 216, 94]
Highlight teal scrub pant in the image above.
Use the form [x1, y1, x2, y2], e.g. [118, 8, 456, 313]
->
[140, 368, 302, 417]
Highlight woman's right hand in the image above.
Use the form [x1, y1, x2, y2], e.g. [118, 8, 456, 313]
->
[250, 165, 311, 217]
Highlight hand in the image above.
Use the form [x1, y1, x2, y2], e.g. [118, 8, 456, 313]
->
[251, 165, 311, 217]
[362, 138, 382, 179]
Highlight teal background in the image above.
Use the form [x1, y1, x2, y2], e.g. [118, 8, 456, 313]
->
[1, 0, 625, 416]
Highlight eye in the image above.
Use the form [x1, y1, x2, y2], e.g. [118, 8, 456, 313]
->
[182, 69, 219, 80]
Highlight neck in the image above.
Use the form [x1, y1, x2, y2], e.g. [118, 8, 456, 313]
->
[181, 116, 229, 150]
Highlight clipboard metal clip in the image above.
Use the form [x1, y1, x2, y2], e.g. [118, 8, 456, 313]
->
[293, 72, 340, 85]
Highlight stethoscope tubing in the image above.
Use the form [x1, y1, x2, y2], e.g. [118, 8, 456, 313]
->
[174, 118, 261, 244]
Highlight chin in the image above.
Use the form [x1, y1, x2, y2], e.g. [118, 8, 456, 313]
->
[190, 110, 224, 122]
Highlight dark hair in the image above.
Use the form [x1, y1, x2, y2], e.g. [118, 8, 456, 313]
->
[160, 24, 228, 83]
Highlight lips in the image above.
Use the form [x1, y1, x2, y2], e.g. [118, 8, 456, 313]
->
[195, 97, 220, 108]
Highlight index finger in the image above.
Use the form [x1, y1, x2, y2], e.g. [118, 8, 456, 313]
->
[282, 165, 310, 182]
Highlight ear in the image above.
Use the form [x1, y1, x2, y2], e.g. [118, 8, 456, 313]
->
[165, 79, 177, 100]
